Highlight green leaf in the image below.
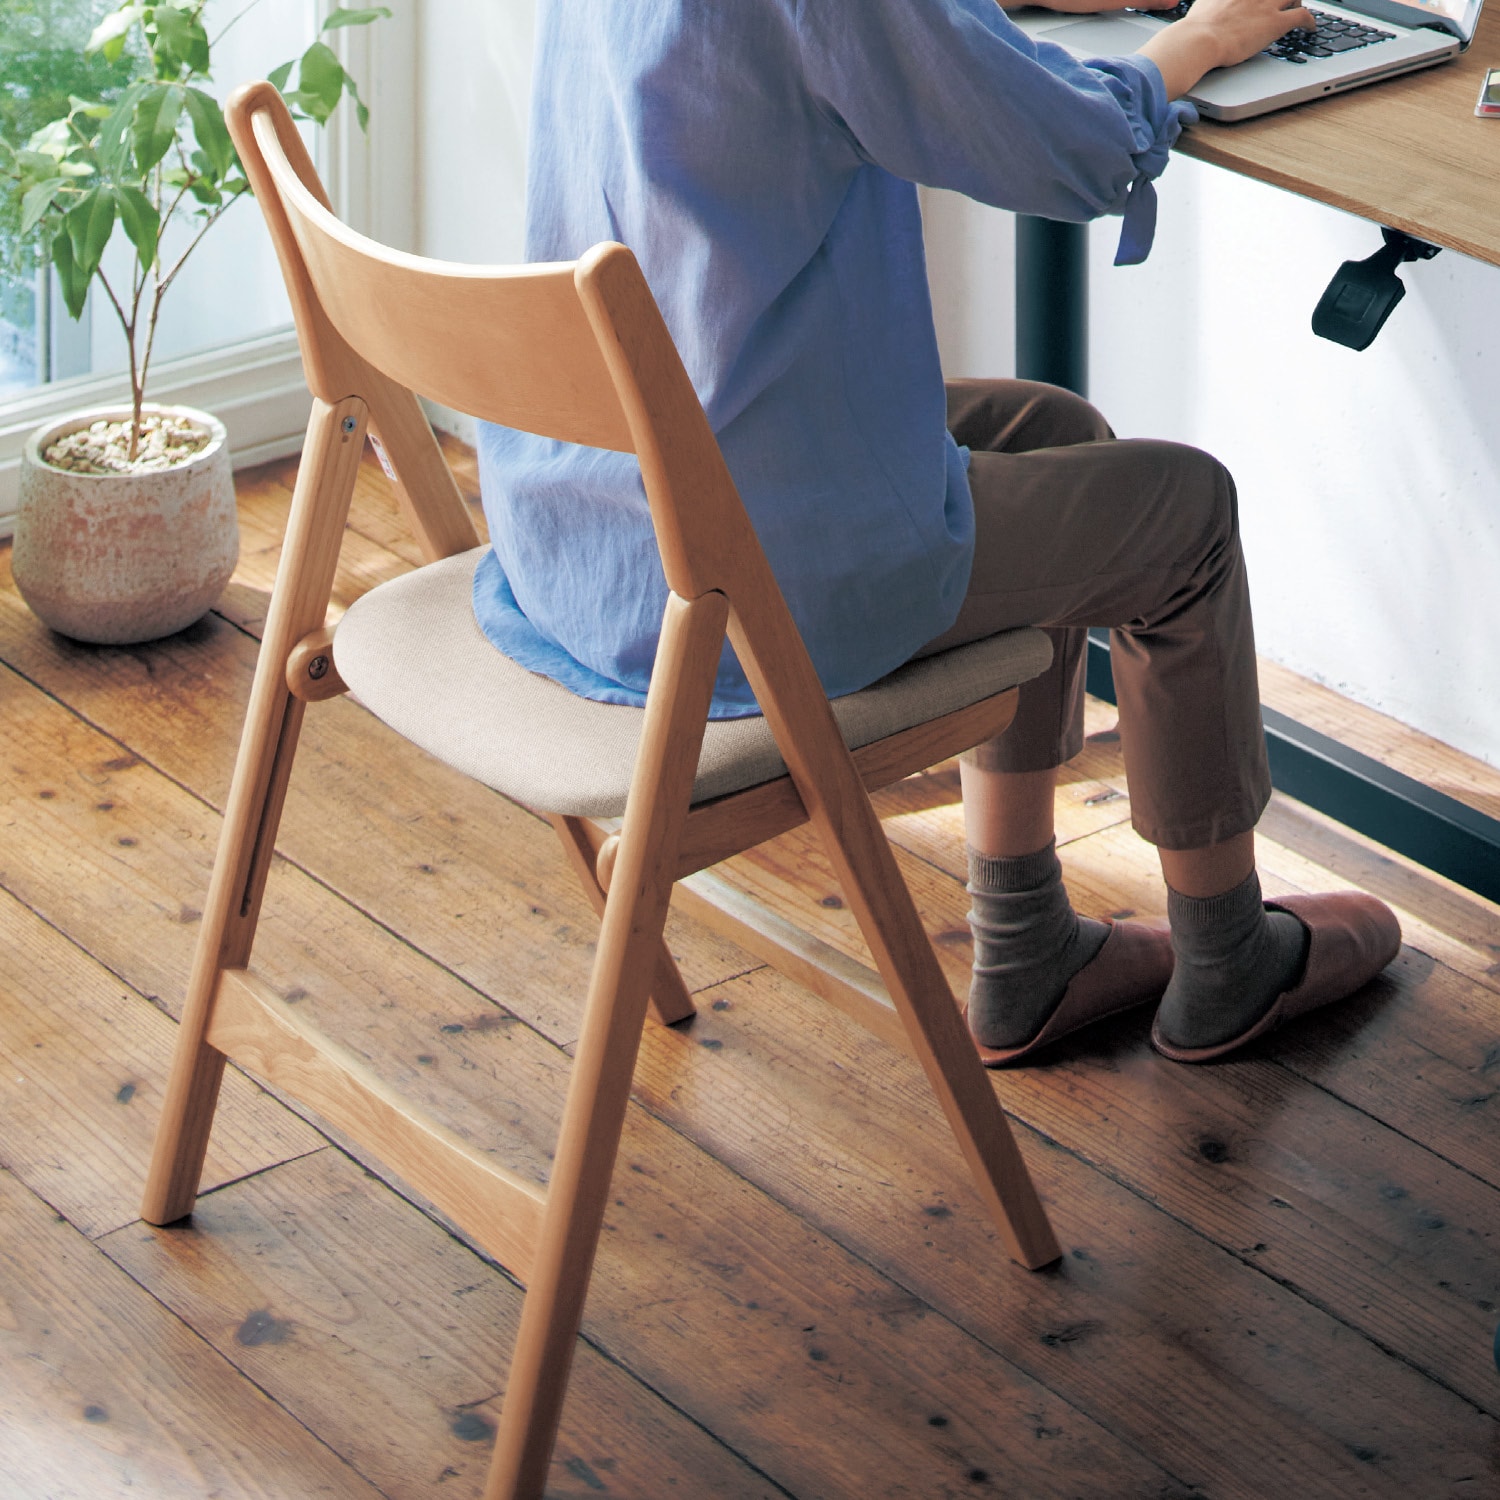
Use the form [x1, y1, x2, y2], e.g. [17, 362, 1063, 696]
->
[293, 41, 345, 125]
[21, 179, 67, 236]
[322, 6, 392, 29]
[267, 59, 295, 92]
[52, 229, 90, 320]
[151, 6, 211, 76]
[86, 4, 145, 60]
[57, 160, 97, 179]
[184, 88, 233, 180]
[69, 97, 113, 121]
[67, 187, 117, 281]
[96, 81, 152, 175]
[113, 185, 159, 270]
[132, 83, 186, 172]
[344, 74, 369, 133]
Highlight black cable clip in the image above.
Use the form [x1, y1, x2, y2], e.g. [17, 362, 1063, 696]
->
[1311, 228, 1441, 352]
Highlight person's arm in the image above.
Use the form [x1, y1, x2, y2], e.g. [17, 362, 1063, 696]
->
[1138, 0, 1316, 96]
[797, 0, 1182, 224]
[794, 0, 1313, 261]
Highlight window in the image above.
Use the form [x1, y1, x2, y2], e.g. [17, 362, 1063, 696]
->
[0, 1, 413, 527]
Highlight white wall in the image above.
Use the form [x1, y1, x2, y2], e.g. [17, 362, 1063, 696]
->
[417, 0, 533, 265]
[413, 0, 533, 443]
[925, 159, 1500, 770]
[410, 1, 1500, 768]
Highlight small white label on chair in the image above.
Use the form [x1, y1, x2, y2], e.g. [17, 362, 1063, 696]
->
[369, 432, 398, 481]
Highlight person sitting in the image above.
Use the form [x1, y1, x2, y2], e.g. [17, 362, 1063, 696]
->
[474, 0, 1401, 1064]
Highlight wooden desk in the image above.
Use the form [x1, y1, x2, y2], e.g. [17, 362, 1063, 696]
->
[1180, 6, 1500, 265]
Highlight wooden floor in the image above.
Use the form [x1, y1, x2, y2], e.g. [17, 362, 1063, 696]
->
[2, 441, 1499, 1499]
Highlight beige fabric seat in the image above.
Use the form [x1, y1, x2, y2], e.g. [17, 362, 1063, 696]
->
[335, 546, 1053, 817]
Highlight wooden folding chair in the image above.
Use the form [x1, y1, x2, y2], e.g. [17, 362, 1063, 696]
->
[144, 82, 1063, 1500]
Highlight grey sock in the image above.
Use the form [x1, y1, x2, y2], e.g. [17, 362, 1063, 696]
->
[966, 840, 1110, 1048]
[1155, 870, 1310, 1049]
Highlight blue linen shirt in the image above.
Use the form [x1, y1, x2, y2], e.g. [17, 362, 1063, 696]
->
[476, 0, 1193, 716]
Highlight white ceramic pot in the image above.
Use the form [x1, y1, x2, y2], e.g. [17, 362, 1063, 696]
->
[12, 403, 239, 645]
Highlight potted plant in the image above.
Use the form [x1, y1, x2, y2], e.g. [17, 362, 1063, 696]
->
[0, 0, 388, 643]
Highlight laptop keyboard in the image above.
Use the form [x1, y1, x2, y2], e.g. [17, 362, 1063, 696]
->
[1139, 1, 1397, 62]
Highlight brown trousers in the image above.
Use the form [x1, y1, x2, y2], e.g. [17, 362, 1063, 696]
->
[920, 379, 1271, 851]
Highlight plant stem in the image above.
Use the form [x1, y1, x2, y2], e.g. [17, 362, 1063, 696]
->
[96, 266, 143, 460]
[134, 194, 235, 420]
[209, 0, 266, 49]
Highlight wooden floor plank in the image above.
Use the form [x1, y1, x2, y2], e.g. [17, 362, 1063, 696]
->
[100, 1150, 783, 1500]
[715, 779, 1500, 1198]
[0, 1166, 383, 1499]
[0, 880, 320, 1238]
[629, 964, 1500, 1498]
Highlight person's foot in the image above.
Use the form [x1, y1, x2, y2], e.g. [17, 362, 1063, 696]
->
[966, 840, 1108, 1049]
[1152, 885, 1400, 1063]
[965, 840, 1172, 1062]
[968, 918, 1174, 1066]
[1153, 871, 1309, 1051]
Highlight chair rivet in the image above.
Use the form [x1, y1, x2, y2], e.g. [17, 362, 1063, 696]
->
[308, 654, 330, 680]
[341, 416, 358, 434]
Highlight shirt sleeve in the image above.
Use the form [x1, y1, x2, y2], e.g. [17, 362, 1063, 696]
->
[794, 0, 1197, 264]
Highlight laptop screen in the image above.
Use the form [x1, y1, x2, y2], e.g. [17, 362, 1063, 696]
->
[1344, 0, 1483, 42]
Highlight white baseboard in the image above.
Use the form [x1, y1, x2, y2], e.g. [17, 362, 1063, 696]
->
[0, 330, 312, 541]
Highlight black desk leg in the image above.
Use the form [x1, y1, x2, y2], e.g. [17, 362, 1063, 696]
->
[1014, 216, 1088, 396]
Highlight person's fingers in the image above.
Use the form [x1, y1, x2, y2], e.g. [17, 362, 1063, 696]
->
[1281, 1, 1318, 28]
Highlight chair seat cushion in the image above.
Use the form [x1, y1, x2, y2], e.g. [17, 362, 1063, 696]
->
[333, 548, 1053, 818]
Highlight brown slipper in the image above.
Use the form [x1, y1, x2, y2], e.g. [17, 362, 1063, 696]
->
[1150, 890, 1401, 1063]
[965, 919, 1174, 1068]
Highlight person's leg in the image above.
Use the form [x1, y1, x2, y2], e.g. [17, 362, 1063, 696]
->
[926, 379, 1382, 1056]
[934, 383, 1127, 1047]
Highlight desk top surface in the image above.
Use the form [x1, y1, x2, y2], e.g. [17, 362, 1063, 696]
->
[1178, 6, 1500, 266]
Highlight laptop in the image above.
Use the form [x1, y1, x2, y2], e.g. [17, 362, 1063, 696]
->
[1008, 0, 1483, 120]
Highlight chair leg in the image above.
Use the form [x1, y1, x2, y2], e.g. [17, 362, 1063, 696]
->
[482, 860, 669, 1499]
[142, 396, 370, 1225]
[363, 375, 482, 564]
[485, 591, 727, 1499]
[813, 798, 1062, 1271]
[550, 814, 697, 1026]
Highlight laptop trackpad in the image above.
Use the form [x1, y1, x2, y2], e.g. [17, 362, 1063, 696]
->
[1039, 18, 1157, 53]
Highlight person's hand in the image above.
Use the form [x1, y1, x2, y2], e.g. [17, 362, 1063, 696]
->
[1139, 0, 1315, 95]
[1173, 0, 1317, 64]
